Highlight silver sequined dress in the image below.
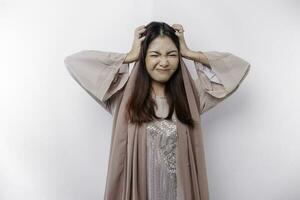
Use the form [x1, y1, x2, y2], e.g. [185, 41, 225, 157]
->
[146, 95, 184, 200]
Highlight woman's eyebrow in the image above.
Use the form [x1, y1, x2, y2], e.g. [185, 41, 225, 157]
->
[149, 50, 178, 54]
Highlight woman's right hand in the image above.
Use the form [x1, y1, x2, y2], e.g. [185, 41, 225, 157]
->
[124, 25, 146, 63]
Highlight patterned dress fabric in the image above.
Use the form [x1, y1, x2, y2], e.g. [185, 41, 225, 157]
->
[146, 95, 181, 200]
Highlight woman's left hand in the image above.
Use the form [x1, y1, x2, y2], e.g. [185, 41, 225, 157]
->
[171, 24, 190, 58]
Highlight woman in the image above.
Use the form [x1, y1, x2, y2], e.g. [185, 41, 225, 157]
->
[64, 21, 250, 200]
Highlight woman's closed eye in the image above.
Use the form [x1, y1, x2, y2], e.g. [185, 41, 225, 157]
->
[150, 54, 177, 57]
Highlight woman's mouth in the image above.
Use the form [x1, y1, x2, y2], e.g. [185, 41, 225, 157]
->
[156, 69, 170, 73]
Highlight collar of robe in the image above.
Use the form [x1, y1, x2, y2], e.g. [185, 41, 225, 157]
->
[104, 55, 210, 200]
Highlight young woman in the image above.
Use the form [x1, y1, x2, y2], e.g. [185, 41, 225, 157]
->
[64, 21, 250, 200]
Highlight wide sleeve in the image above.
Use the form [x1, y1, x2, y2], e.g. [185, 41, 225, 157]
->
[193, 51, 251, 114]
[64, 50, 130, 115]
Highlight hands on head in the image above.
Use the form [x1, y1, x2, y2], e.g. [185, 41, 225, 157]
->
[125, 23, 191, 63]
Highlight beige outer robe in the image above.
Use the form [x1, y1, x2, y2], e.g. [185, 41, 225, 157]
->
[64, 50, 250, 200]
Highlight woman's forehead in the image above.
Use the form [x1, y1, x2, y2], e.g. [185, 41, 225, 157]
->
[147, 37, 177, 52]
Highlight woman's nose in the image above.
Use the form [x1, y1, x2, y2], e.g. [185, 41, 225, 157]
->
[159, 57, 169, 66]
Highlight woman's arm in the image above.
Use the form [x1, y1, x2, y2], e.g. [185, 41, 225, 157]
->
[192, 51, 251, 114]
[182, 50, 210, 67]
[64, 50, 130, 115]
[171, 24, 250, 114]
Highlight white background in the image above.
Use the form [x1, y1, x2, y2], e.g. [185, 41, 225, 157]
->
[1, 0, 299, 199]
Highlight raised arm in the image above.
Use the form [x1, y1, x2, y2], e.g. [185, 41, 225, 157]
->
[191, 50, 251, 114]
[64, 50, 131, 115]
[63, 26, 147, 116]
[171, 24, 251, 114]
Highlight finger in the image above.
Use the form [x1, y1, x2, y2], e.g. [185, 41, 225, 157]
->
[136, 25, 146, 31]
[136, 31, 146, 39]
[173, 26, 183, 32]
[172, 25, 180, 29]
[173, 24, 182, 29]
[136, 29, 146, 37]
[139, 36, 146, 41]
[137, 28, 146, 33]
[135, 29, 146, 38]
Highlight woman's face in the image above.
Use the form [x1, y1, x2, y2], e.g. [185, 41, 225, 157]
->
[145, 36, 179, 83]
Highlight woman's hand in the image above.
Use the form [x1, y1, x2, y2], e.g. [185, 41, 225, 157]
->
[125, 25, 147, 63]
[171, 24, 190, 58]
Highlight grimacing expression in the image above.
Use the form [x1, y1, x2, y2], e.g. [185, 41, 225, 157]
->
[145, 36, 179, 83]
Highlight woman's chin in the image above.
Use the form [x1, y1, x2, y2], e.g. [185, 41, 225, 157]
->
[154, 77, 170, 83]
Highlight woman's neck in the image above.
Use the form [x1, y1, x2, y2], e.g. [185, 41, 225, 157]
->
[151, 81, 166, 97]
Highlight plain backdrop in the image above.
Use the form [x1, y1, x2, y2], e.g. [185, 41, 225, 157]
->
[1, 0, 300, 199]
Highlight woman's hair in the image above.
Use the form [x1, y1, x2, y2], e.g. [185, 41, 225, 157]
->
[126, 21, 195, 128]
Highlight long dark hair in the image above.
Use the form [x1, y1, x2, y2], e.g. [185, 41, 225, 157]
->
[126, 21, 195, 128]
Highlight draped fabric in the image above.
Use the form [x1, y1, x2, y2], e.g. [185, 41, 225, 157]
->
[64, 50, 250, 199]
